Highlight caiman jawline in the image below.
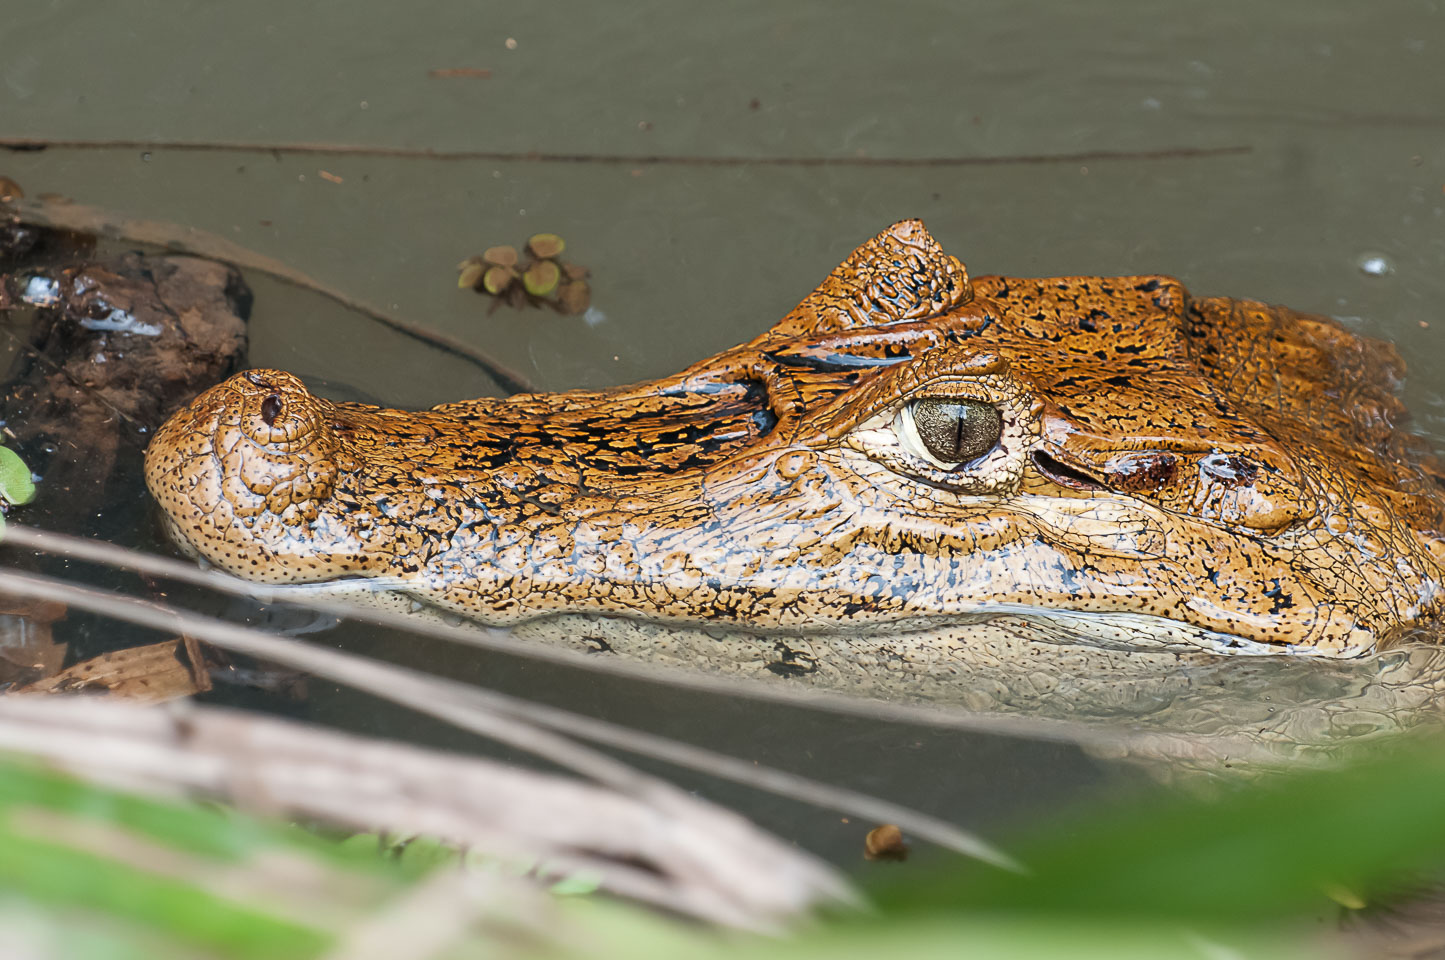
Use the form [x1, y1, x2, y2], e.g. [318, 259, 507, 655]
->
[258, 576, 1352, 660]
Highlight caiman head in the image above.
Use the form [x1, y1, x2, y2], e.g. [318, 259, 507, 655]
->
[145, 221, 1445, 656]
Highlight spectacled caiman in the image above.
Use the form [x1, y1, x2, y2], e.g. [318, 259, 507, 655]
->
[144, 220, 1445, 743]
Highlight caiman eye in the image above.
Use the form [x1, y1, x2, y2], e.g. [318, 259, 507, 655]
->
[900, 398, 1002, 467]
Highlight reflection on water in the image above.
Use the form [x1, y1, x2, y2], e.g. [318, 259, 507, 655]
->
[1356, 252, 1396, 278]
[507, 612, 1445, 770]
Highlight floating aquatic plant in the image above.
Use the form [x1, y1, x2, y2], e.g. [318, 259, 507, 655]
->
[457, 232, 591, 315]
[0, 445, 35, 534]
[522, 259, 561, 297]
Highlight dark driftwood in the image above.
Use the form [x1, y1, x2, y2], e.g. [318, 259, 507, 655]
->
[0, 245, 249, 529]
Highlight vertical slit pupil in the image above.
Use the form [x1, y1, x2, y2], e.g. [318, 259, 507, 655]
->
[912, 398, 1002, 463]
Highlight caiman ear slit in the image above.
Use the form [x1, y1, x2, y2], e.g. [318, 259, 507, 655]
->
[771, 219, 972, 337]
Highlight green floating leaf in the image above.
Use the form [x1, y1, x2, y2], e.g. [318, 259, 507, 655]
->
[527, 233, 565, 259]
[457, 261, 485, 289]
[558, 280, 590, 315]
[483, 245, 519, 268]
[523, 260, 561, 297]
[0, 446, 35, 507]
[482, 265, 515, 296]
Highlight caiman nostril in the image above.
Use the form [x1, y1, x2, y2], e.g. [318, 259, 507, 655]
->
[1030, 450, 1103, 490]
[260, 393, 282, 427]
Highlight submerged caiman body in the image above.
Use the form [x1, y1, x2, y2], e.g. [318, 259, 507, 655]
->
[146, 221, 1445, 704]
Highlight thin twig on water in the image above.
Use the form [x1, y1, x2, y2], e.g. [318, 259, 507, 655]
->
[0, 137, 1254, 167]
[0, 564, 1019, 871]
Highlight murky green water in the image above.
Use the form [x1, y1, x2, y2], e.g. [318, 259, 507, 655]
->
[4, 0, 1445, 863]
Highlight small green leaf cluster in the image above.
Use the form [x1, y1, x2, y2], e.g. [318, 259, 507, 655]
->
[0, 445, 35, 534]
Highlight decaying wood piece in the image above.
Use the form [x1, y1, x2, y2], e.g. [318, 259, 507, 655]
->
[14, 635, 210, 701]
[0, 695, 853, 931]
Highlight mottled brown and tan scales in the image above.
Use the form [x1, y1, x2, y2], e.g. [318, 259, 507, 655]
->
[146, 221, 1445, 688]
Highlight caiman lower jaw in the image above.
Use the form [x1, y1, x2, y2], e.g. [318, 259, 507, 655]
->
[261, 574, 1370, 662]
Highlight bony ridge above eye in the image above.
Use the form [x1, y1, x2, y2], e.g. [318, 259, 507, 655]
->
[897, 398, 1003, 469]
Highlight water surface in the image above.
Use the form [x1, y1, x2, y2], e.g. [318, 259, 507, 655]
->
[3, 0, 1444, 864]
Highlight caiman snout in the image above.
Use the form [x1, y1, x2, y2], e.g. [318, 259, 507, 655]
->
[145, 368, 343, 578]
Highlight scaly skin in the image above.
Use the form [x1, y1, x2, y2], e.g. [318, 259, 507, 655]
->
[145, 221, 1445, 669]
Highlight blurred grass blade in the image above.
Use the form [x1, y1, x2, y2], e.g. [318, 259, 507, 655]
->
[868, 736, 1445, 925]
